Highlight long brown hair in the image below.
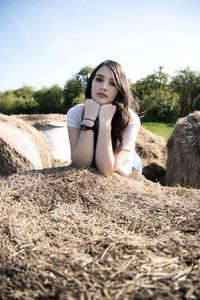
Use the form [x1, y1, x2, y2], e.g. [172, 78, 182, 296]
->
[85, 60, 137, 152]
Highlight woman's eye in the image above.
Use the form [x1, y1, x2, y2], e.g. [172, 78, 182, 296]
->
[110, 81, 116, 86]
[96, 77, 102, 82]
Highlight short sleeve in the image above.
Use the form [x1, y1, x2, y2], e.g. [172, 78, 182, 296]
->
[66, 104, 84, 129]
[115, 110, 141, 176]
[122, 109, 141, 151]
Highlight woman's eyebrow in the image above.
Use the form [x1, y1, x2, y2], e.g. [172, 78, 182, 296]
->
[96, 73, 104, 78]
[96, 73, 114, 81]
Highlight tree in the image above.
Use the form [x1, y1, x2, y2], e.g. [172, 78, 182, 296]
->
[63, 78, 83, 110]
[75, 66, 93, 89]
[13, 86, 35, 100]
[0, 90, 17, 114]
[63, 66, 93, 110]
[33, 84, 64, 113]
[13, 97, 39, 114]
[170, 68, 200, 117]
[192, 94, 200, 111]
[12, 86, 38, 114]
[131, 67, 180, 122]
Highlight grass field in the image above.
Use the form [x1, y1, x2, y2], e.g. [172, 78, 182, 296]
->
[142, 122, 174, 141]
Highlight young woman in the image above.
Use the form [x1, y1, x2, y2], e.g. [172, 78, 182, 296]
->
[66, 60, 142, 177]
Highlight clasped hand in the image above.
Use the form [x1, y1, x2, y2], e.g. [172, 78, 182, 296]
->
[84, 99, 116, 125]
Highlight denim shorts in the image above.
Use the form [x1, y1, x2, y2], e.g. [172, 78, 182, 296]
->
[132, 152, 142, 175]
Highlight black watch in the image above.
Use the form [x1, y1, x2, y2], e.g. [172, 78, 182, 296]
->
[81, 124, 96, 131]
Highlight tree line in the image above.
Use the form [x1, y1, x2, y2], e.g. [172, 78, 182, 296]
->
[0, 66, 200, 123]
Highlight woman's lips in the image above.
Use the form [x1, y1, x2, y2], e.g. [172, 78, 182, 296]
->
[97, 92, 107, 98]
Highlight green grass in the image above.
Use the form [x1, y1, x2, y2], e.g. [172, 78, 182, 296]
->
[142, 122, 174, 141]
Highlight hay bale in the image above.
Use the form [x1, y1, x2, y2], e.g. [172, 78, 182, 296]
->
[0, 166, 199, 299]
[136, 127, 167, 184]
[0, 114, 53, 176]
[166, 111, 200, 188]
[16, 114, 71, 164]
[16, 113, 66, 126]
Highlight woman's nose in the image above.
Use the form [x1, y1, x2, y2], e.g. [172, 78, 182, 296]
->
[100, 83, 107, 91]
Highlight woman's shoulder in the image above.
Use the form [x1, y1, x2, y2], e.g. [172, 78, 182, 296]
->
[66, 103, 84, 128]
[67, 103, 84, 114]
[128, 108, 141, 126]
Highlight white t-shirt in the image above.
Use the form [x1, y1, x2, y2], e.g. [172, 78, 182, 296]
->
[66, 103, 141, 175]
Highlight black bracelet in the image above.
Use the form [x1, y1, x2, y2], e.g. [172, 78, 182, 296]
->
[83, 118, 95, 122]
[81, 124, 95, 131]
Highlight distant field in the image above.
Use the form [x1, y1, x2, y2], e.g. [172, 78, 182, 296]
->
[142, 122, 174, 141]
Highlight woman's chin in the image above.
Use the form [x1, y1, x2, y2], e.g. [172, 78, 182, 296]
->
[94, 98, 113, 105]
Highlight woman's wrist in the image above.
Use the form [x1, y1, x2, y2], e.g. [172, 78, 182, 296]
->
[98, 122, 111, 134]
[82, 119, 95, 127]
[83, 117, 95, 122]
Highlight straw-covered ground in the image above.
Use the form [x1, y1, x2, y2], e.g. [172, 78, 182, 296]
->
[0, 166, 199, 300]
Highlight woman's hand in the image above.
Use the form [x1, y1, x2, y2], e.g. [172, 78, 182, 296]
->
[84, 99, 100, 121]
[99, 104, 116, 130]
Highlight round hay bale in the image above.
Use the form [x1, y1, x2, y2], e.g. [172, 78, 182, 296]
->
[166, 111, 200, 188]
[0, 114, 53, 176]
[16, 113, 66, 126]
[16, 114, 71, 164]
[136, 127, 167, 184]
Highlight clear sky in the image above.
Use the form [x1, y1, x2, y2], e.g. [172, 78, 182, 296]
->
[0, 0, 200, 92]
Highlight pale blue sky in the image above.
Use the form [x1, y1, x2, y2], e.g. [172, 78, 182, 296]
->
[0, 0, 200, 92]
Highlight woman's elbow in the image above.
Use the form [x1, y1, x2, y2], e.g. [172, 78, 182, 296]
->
[114, 164, 131, 177]
[96, 160, 115, 177]
[97, 166, 114, 177]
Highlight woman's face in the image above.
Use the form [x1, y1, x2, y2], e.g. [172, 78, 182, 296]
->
[91, 65, 118, 104]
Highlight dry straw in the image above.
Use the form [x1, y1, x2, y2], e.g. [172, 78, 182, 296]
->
[166, 111, 200, 188]
[0, 165, 199, 299]
[0, 114, 53, 176]
[17, 113, 66, 123]
[136, 127, 167, 185]
[17, 113, 66, 128]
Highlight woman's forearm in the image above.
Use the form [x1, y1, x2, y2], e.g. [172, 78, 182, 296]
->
[95, 125, 115, 176]
[72, 131, 94, 167]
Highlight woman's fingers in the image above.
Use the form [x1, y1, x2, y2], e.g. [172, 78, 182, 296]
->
[84, 99, 100, 120]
